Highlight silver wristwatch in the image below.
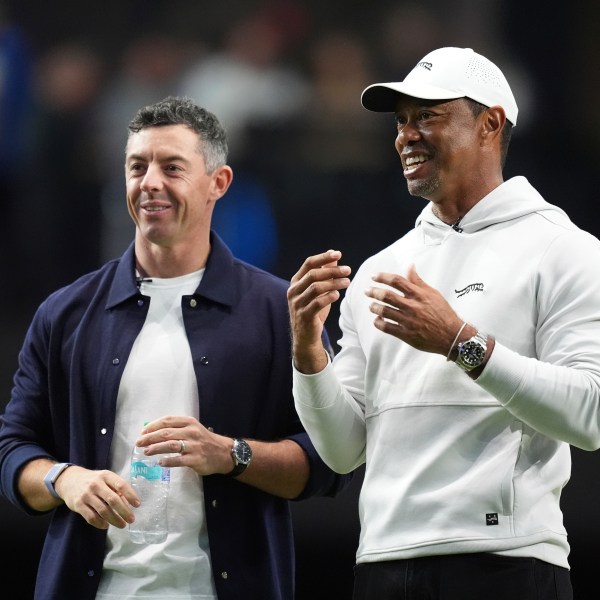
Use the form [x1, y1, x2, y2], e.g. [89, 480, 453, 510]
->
[229, 438, 252, 477]
[455, 332, 488, 371]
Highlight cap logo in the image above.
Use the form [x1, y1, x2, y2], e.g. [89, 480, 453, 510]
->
[417, 61, 432, 71]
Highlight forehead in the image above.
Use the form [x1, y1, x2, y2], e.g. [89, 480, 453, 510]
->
[125, 124, 201, 160]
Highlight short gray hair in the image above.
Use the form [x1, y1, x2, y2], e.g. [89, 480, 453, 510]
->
[127, 96, 228, 173]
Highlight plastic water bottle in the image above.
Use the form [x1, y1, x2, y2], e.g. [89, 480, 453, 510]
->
[129, 439, 170, 544]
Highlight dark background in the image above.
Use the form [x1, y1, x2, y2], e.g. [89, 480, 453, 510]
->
[1, 1, 599, 598]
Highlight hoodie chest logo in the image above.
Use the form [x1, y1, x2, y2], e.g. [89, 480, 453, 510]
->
[455, 283, 484, 298]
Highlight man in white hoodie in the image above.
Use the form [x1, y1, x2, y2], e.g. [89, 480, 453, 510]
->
[287, 47, 600, 599]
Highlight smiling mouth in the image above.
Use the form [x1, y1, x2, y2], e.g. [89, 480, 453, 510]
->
[403, 154, 429, 175]
[141, 204, 170, 213]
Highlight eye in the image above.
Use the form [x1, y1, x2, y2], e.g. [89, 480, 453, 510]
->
[418, 111, 434, 121]
[128, 163, 146, 175]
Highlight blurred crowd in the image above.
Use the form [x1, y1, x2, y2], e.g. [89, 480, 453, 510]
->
[0, 0, 597, 342]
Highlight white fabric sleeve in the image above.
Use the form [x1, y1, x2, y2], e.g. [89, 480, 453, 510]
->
[293, 360, 366, 473]
[477, 229, 600, 450]
[477, 343, 600, 450]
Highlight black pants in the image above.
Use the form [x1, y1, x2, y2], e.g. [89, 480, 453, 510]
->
[353, 553, 573, 600]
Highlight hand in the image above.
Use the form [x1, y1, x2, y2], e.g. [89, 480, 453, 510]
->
[137, 416, 233, 477]
[55, 466, 139, 530]
[364, 264, 464, 355]
[287, 250, 351, 373]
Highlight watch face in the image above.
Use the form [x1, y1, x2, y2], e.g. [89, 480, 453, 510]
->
[233, 439, 252, 465]
[461, 340, 486, 367]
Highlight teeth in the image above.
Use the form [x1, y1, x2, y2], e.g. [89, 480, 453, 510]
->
[405, 155, 428, 166]
[145, 206, 166, 212]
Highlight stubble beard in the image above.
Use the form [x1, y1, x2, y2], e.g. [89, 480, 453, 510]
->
[406, 173, 441, 200]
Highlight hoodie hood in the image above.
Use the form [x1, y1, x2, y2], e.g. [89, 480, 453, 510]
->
[415, 176, 572, 244]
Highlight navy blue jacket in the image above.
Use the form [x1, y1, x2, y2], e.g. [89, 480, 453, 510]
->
[0, 232, 351, 600]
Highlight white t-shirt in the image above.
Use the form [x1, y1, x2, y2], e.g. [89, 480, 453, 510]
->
[96, 270, 217, 599]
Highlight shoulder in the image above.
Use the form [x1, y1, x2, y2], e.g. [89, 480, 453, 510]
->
[35, 259, 120, 322]
[232, 257, 289, 291]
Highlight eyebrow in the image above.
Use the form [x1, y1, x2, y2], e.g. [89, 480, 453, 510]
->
[125, 153, 190, 165]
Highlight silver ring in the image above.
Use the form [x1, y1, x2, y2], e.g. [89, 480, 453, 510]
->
[179, 439, 186, 454]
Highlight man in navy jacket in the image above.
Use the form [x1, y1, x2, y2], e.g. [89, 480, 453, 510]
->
[0, 96, 350, 599]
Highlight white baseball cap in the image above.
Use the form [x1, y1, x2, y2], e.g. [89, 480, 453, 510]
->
[361, 47, 518, 126]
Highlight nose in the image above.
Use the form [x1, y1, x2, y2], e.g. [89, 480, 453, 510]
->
[395, 120, 421, 149]
[140, 163, 163, 193]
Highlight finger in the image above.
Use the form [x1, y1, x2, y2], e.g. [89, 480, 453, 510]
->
[370, 271, 412, 295]
[372, 315, 404, 337]
[368, 300, 402, 324]
[290, 250, 344, 284]
[292, 265, 351, 299]
[364, 284, 405, 309]
[98, 491, 135, 526]
[406, 263, 422, 284]
[141, 415, 186, 434]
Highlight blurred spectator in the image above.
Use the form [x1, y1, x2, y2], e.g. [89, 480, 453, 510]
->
[176, 3, 312, 271]
[16, 42, 105, 310]
[178, 4, 311, 163]
[94, 33, 201, 261]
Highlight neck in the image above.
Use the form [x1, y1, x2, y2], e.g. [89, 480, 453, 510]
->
[432, 205, 463, 227]
[135, 237, 210, 278]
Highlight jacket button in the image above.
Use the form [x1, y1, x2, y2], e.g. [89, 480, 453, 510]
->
[212, 499, 217, 508]
[112, 358, 120, 365]
[137, 299, 144, 307]
[190, 298, 197, 308]
[200, 356, 208, 365]
[221, 572, 228, 579]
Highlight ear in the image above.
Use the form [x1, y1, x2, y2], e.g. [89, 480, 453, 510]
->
[480, 106, 505, 148]
[210, 165, 234, 201]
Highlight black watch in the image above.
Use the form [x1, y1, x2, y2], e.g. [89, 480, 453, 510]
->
[229, 438, 252, 477]
[455, 332, 488, 371]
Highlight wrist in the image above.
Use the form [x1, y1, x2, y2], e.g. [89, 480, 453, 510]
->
[228, 438, 253, 477]
[292, 344, 330, 374]
[446, 322, 477, 362]
[43, 462, 73, 499]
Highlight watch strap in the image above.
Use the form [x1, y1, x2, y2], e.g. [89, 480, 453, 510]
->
[228, 462, 248, 477]
[44, 462, 73, 499]
[228, 438, 252, 477]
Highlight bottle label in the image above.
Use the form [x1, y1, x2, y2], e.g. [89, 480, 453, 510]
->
[131, 461, 163, 481]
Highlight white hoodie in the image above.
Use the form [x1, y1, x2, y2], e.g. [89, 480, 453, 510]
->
[293, 176, 600, 568]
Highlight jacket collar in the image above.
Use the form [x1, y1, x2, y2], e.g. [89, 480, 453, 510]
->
[106, 231, 236, 309]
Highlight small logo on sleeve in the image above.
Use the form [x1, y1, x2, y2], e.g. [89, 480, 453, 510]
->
[486, 513, 499, 526]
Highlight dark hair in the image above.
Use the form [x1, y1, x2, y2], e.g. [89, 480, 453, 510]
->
[464, 98, 513, 169]
[127, 96, 228, 173]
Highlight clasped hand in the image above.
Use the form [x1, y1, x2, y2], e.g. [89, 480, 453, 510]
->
[55, 416, 232, 531]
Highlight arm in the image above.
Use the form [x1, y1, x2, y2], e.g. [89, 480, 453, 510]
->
[364, 234, 600, 450]
[136, 417, 310, 500]
[17, 457, 140, 529]
[287, 250, 367, 473]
